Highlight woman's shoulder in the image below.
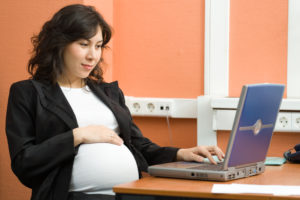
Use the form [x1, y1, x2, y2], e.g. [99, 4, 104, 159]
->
[9, 79, 39, 97]
[11, 79, 52, 89]
[10, 79, 34, 91]
[7, 80, 39, 106]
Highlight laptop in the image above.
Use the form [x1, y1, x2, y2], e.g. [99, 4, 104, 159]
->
[148, 83, 285, 181]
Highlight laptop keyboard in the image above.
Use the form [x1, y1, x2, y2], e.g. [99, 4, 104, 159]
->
[189, 162, 224, 171]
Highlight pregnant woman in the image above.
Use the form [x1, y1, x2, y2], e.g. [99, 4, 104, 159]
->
[5, 4, 224, 200]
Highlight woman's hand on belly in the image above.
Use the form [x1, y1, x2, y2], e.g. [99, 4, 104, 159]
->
[73, 125, 123, 147]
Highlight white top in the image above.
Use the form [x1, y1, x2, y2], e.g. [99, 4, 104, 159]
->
[61, 86, 139, 195]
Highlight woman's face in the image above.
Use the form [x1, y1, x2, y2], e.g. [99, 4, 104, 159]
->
[62, 26, 103, 83]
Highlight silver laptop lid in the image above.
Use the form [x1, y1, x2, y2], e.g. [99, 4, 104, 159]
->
[222, 84, 285, 170]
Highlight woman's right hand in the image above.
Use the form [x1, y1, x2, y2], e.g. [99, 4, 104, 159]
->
[73, 125, 123, 147]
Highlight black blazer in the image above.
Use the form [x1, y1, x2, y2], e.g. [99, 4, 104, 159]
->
[6, 79, 178, 200]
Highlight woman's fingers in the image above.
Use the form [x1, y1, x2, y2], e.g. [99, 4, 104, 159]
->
[107, 132, 123, 146]
[176, 145, 225, 165]
[206, 146, 225, 161]
[77, 125, 124, 145]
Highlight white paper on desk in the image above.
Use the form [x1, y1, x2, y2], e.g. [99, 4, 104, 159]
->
[231, 184, 276, 194]
[212, 184, 300, 196]
[211, 184, 241, 194]
[271, 185, 300, 196]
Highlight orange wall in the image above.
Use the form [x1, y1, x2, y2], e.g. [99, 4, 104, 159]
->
[113, 0, 205, 98]
[229, 0, 288, 97]
[133, 117, 197, 148]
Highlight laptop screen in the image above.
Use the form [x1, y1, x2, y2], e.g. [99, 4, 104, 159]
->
[226, 84, 284, 168]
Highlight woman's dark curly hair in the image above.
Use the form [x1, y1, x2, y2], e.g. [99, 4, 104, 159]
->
[28, 4, 112, 84]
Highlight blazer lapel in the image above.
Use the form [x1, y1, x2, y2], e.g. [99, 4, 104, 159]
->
[31, 80, 78, 129]
[87, 81, 132, 141]
[31, 80, 131, 140]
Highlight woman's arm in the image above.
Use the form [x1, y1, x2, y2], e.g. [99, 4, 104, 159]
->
[6, 82, 75, 188]
[117, 87, 224, 165]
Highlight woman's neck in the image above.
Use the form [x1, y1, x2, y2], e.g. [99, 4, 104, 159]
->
[57, 78, 85, 88]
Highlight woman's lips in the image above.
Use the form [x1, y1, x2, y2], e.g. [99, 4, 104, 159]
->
[82, 64, 93, 70]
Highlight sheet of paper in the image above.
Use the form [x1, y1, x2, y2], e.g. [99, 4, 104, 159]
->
[212, 184, 300, 196]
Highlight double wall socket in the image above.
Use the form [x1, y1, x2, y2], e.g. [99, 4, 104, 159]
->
[275, 112, 300, 132]
[125, 96, 174, 117]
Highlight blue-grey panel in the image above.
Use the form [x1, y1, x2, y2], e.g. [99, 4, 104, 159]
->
[228, 84, 284, 167]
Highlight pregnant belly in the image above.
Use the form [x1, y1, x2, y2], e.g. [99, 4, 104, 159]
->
[69, 143, 139, 193]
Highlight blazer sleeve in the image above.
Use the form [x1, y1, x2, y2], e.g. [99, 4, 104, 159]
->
[6, 82, 75, 188]
[117, 88, 179, 166]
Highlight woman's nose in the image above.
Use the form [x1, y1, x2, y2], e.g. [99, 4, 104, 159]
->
[86, 48, 97, 60]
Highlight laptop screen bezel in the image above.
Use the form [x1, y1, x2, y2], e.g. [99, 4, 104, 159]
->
[222, 85, 248, 170]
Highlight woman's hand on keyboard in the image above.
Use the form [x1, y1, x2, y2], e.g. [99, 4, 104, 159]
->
[176, 146, 225, 165]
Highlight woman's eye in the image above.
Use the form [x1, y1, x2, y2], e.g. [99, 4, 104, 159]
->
[80, 43, 88, 47]
[96, 45, 102, 49]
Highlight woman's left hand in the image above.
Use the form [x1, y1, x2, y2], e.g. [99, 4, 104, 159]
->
[176, 146, 225, 165]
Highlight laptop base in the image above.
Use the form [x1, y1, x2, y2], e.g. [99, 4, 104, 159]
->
[148, 162, 265, 181]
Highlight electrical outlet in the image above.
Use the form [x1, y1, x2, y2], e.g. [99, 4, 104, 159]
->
[125, 97, 174, 117]
[292, 113, 300, 131]
[132, 102, 141, 112]
[147, 103, 155, 112]
[275, 112, 292, 131]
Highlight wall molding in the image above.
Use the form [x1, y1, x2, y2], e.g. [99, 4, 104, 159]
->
[200, 0, 230, 145]
[204, 0, 230, 97]
[287, 0, 300, 98]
